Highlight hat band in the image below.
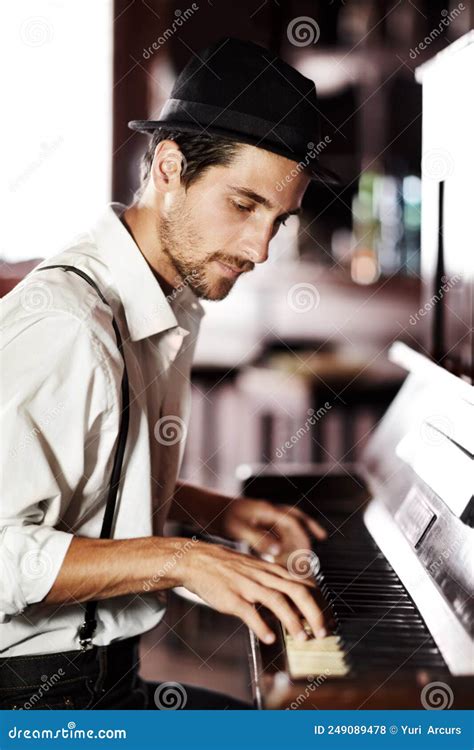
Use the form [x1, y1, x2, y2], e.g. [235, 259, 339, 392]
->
[159, 98, 319, 154]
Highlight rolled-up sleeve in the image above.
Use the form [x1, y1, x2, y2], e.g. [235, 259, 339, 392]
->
[0, 525, 73, 621]
[0, 293, 117, 620]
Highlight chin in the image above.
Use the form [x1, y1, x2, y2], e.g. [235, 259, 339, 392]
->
[194, 277, 236, 301]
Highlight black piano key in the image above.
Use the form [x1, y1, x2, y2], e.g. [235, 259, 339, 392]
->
[293, 508, 449, 678]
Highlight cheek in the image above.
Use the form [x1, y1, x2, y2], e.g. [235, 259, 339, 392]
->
[195, 201, 242, 248]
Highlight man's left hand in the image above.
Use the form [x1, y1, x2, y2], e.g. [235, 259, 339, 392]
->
[220, 497, 327, 559]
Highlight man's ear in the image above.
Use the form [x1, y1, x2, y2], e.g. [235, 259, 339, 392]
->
[151, 140, 186, 193]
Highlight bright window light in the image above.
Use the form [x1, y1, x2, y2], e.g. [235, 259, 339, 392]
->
[1, 0, 112, 262]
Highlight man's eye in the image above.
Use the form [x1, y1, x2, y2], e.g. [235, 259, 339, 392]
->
[275, 216, 288, 227]
[232, 200, 252, 213]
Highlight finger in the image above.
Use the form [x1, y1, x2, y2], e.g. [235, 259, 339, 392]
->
[271, 512, 311, 550]
[233, 523, 282, 556]
[251, 570, 327, 638]
[238, 556, 316, 587]
[290, 508, 327, 540]
[234, 599, 276, 644]
[304, 515, 327, 540]
[250, 503, 311, 551]
[283, 505, 327, 540]
[246, 584, 306, 641]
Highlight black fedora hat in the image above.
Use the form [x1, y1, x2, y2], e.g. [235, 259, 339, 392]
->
[129, 37, 339, 186]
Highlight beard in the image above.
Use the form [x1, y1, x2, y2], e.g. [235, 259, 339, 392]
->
[159, 204, 253, 301]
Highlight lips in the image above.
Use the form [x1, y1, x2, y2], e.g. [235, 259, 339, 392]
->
[214, 259, 243, 278]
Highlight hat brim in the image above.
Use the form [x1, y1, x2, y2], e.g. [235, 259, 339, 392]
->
[128, 119, 341, 187]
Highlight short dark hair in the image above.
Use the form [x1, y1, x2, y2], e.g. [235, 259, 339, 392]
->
[139, 128, 240, 191]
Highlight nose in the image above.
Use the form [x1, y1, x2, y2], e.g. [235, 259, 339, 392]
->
[238, 230, 272, 265]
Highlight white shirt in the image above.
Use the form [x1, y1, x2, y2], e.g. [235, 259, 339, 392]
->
[0, 203, 205, 656]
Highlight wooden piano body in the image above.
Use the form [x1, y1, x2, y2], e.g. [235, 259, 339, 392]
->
[240, 343, 473, 709]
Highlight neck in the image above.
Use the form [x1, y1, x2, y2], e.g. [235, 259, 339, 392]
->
[121, 203, 178, 295]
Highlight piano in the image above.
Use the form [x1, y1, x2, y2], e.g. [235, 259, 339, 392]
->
[239, 342, 474, 709]
[237, 32, 474, 711]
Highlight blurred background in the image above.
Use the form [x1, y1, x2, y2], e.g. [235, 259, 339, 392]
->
[3, 0, 472, 493]
[2, 0, 473, 702]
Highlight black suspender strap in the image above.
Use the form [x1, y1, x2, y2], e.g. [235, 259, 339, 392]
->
[36, 264, 130, 650]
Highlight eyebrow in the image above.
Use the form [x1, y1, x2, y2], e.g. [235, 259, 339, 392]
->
[227, 185, 302, 219]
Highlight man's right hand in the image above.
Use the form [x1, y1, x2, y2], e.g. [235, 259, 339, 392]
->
[176, 541, 327, 644]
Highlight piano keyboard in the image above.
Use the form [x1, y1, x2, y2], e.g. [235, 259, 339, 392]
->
[285, 511, 447, 680]
[284, 632, 349, 679]
[242, 345, 473, 707]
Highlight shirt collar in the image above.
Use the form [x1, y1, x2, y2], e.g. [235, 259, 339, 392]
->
[91, 203, 205, 342]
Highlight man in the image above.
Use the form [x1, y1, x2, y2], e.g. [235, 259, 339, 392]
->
[0, 38, 337, 709]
